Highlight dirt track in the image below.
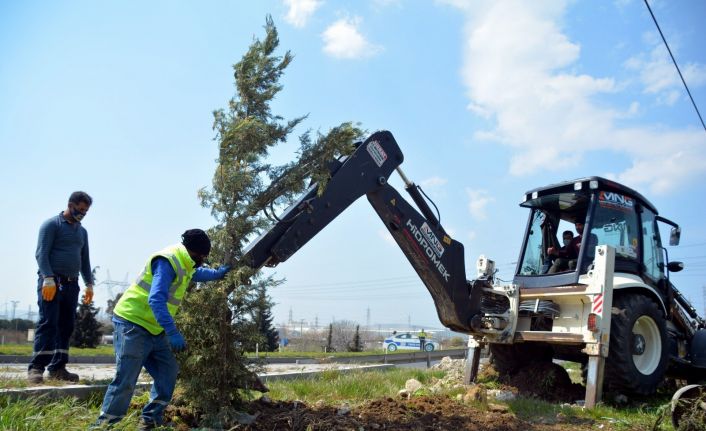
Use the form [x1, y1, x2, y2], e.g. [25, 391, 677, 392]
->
[165, 359, 614, 430]
[224, 395, 601, 431]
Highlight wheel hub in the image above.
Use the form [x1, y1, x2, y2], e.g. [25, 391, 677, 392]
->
[632, 334, 646, 355]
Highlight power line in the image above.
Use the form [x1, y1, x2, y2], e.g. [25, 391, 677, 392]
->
[643, 0, 706, 133]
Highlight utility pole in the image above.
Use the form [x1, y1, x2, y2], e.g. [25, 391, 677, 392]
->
[366, 307, 371, 329]
[288, 307, 293, 325]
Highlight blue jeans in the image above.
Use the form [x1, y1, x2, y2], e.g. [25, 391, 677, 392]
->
[96, 320, 178, 426]
[29, 275, 79, 372]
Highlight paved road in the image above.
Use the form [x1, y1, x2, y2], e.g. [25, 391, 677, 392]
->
[1, 362, 387, 382]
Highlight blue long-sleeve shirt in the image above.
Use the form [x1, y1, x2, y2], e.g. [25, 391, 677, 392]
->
[146, 257, 225, 335]
[35, 213, 93, 284]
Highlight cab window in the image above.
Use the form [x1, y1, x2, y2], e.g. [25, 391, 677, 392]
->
[588, 191, 640, 263]
[641, 209, 664, 282]
[518, 210, 545, 275]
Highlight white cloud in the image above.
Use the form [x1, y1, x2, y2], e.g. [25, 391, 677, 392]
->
[468, 231, 477, 241]
[420, 176, 447, 187]
[441, 0, 706, 194]
[322, 17, 382, 59]
[625, 45, 706, 106]
[466, 188, 494, 220]
[283, 0, 323, 28]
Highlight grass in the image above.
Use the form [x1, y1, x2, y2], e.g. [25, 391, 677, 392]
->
[245, 348, 448, 358]
[0, 364, 685, 431]
[505, 396, 674, 430]
[559, 360, 584, 384]
[0, 344, 115, 356]
[0, 344, 452, 358]
[0, 393, 116, 431]
[0, 368, 446, 429]
[265, 368, 445, 405]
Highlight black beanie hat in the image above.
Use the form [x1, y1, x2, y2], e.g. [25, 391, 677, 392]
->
[181, 229, 211, 255]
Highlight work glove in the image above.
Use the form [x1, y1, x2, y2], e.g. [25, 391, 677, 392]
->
[83, 284, 94, 304]
[42, 277, 57, 301]
[167, 331, 187, 352]
[216, 265, 232, 279]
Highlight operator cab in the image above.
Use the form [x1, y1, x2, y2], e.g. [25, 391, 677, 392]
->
[514, 177, 681, 289]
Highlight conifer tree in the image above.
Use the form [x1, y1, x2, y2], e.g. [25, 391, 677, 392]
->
[176, 16, 362, 426]
[253, 285, 279, 351]
[326, 323, 334, 352]
[71, 294, 102, 348]
[350, 324, 363, 352]
[105, 292, 123, 316]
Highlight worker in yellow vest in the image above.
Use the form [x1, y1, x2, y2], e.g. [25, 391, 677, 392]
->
[93, 229, 230, 430]
[418, 329, 427, 351]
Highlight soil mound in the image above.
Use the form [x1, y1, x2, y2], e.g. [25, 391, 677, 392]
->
[216, 395, 591, 430]
[502, 362, 585, 403]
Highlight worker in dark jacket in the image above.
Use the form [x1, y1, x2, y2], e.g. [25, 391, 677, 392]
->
[93, 229, 229, 430]
[28, 191, 94, 384]
[547, 222, 584, 273]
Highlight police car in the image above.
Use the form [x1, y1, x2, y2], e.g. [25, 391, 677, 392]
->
[383, 333, 440, 352]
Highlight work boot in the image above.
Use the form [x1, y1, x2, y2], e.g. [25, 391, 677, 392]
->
[48, 367, 79, 383]
[27, 368, 44, 385]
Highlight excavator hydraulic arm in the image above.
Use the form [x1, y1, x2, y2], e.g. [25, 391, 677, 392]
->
[241, 131, 480, 332]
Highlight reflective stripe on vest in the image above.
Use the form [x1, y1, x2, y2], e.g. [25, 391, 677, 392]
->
[113, 244, 195, 335]
[135, 251, 188, 306]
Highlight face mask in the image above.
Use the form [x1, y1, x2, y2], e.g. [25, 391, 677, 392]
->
[70, 206, 86, 222]
[563, 239, 571, 247]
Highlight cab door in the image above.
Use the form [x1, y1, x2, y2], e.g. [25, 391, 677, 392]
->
[640, 207, 665, 288]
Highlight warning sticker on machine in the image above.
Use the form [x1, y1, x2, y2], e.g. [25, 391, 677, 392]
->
[366, 140, 388, 167]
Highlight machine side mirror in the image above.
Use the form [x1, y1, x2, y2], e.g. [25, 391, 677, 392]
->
[669, 226, 681, 246]
[667, 261, 684, 273]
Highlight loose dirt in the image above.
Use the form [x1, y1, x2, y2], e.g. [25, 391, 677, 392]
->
[165, 358, 604, 430]
[501, 361, 585, 403]
[222, 395, 599, 431]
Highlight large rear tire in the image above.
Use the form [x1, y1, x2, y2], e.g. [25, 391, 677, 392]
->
[606, 294, 668, 395]
[490, 343, 553, 375]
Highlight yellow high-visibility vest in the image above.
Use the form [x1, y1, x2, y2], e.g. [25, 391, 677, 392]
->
[114, 244, 196, 335]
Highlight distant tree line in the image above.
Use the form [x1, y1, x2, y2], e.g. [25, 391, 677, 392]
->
[0, 319, 34, 331]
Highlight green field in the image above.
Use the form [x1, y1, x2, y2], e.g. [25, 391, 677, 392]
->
[0, 344, 450, 358]
[0, 365, 680, 430]
[0, 344, 115, 356]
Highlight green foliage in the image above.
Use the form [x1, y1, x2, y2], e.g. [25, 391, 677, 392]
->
[105, 292, 123, 316]
[0, 395, 128, 431]
[446, 336, 466, 347]
[326, 323, 334, 352]
[252, 284, 279, 351]
[0, 319, 34, 331]
[0, 344, 114, 356]
[349, 325, 363, 352]
[266, 368, 445, 405]
[177, 15, 363, 427]
[70, 295, 102, 348]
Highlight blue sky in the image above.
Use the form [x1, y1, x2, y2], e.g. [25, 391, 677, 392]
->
[1, 0, 705, 329]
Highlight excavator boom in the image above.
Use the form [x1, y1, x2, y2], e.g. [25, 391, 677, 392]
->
[241, 131, 479, 332]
